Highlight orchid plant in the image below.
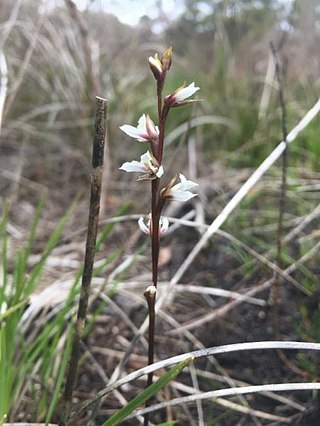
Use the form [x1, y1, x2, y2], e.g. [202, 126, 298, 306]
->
[119, 47, 199, 423]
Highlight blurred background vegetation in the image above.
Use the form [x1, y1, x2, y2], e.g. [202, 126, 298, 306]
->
[1, 0, 319, 218]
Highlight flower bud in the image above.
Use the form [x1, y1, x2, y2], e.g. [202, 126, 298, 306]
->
[149, 53, 163, 81]
[161, 46, 173, 73]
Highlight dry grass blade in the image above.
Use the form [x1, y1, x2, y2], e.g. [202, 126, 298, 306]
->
[0, 51, 8, 132]
[131, 382, 320, 421]
[283, 200, 320, 243]
[210, 398, 290, 423]
[258, 50, 276, 119]
[192, 368, 305, 412]
[174, 284, 266, 306]
[75, 341, 320, 419]
[0, 0, 22, 51]
[131, 375, 290, 424]
[4, 15, 44, 116]
[3, 424, 58, 426]
[131, 395, 291, 423]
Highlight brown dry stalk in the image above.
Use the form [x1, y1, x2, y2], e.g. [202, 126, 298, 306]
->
[62, 96, 107, 424]
[269, 41, 289, 335]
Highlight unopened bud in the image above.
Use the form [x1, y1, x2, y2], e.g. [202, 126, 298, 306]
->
[161, 46, 173, 73]
[149, 53, 163, 81]
[144, 285, 157, 300]
[145, 285, 156, 295]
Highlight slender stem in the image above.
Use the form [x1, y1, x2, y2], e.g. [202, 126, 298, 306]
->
[144, 78, 167, 426]
[158, 104, 169, 164]
[146, 295, 156, 378]
[62, 96, 107, 425]
[151, 180, 160, 286]
[144, 288, 156, 426]
[269, 42, 288, 336]
[157, 81, 162, 121]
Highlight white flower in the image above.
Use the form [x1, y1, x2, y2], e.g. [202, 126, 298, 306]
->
[120, 114, 159, 143]
[162, 173, 198, 202]
[119, 151, 163, 181]
[138, 214, 169, 236]
[164, 82, 200, 107]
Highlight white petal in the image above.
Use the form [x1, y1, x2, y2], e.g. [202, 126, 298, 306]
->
[148, 56, 162, 73]
[175, 83, 200, 103]
[120, 124, 148, 141]
[138, 216, 150, 234]
[119, 161, 145, 173]
[159, 216, 169, 234]
[172, 173, 198, 191]
[156, 165, 164, 178]
[140, 151, 152, 163]
[170, 190, 198, 202]
[137, 114, 147, 131]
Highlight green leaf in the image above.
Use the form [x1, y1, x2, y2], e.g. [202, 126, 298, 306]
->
[0, 299, 28, 323]
[102, 357, 194, 426]
[45, 325, 73, 425]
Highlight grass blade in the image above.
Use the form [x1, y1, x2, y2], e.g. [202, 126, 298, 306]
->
[102, 357, 194, 426]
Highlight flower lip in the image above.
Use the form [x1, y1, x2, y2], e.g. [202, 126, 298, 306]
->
[138, 214, 170, 236]
[119, 151, 163, 181]
[120, 114, 159, 143]
[161, 173, 198, 202]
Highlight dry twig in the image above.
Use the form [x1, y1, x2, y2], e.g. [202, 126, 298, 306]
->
[62, 96, 107, 424]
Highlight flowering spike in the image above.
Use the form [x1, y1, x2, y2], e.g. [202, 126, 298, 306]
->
[119, 151, 163, 181]
[161, 173, 198, 202]
[164, 82, 200, 107]
[120, 114, 159, 143]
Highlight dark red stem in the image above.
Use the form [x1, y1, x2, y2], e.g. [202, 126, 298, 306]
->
[144, 76, 170, 426]
[151, 179, 160, 287]
[143, 287, 156, 426]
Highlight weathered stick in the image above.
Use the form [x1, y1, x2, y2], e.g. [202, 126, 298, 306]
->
[62, 96, 107, 423]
